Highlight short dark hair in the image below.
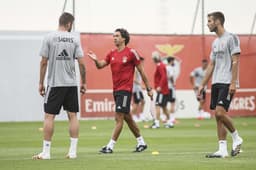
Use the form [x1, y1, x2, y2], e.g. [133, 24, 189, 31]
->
[202, 59, 208, 63]
[115, 28, 130, 45]
[208, 11, 225, 25]
[59, 12, 74, 26]
[167, 56, 175, 63]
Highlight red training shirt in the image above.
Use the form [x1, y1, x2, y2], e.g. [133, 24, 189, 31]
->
[105, 47, 141, 92]
[154, 62, 169, 95]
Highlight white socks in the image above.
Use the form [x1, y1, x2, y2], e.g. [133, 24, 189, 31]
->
[68, 137, 78, 155]
[107, 139, 116, 150]
[231, 130, 239, 141]
[137, 136, 146, 146]
[42, 140, 51, 155]
[218, 140, 227, 153]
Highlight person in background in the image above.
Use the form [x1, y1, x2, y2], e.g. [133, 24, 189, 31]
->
[190, 59, 211, 119]
[131, 57, 146, 122]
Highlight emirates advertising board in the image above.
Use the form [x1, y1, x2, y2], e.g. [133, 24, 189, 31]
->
[80, 33, 256, 118]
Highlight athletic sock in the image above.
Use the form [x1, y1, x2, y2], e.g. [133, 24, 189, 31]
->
[69, 137, 78, 155]
[218, 140, 227, 153]
[231, 130, 239, 141]
[107, 139, 116, 150]
[42, 140, 51, 155]
[136, 136, 146, 146]
[170, 114, 176, 122]
[154, 120, 160, 127]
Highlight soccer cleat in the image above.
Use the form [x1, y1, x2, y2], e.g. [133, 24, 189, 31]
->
[151, 123, 160, 129]
[205, 150, 228, 158]
[99, 146, 113, 154]
[164, 123, 174, 128]
[66, 153, 77, 159]
[32, 152, 50, 160]
[231, 137, 243, 157]
[134, 144, 148, 152]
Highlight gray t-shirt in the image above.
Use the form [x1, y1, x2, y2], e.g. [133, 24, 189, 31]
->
[40, 31, 84, 87]
[190, 67, 206, 87]
[210, 31, 241, 86]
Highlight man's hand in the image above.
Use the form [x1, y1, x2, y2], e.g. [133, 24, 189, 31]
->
[197, 85, 204, 100]
[39, 84, 45, 97]
[229, 83, 236, 95]
[80, 84, 86, 95]
[87, 51, 97, 61]
[147, 89, 153, 100]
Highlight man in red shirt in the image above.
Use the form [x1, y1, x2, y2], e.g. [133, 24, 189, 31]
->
[151, 51, 173, 128]
[88, 28, 153, 153]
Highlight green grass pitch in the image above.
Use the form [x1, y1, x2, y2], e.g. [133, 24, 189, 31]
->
[0, 117, 255, 170]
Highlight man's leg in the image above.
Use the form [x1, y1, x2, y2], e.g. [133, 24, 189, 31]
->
[100, 112, 124, 153]
[124, 113, 147, 152]
[33, 113, 55, 159]
[215, 106, 243, 156]
[66, 112, 79, 158]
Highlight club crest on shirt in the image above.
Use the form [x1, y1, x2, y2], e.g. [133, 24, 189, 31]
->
[111, 57, 115, 61]
[122, 56, 128, 63]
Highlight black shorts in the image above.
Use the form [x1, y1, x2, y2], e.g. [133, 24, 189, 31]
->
[113, 90, 132, 114]
[210, 83, 233, 111]
[133, 91, 144, 104]
[155, 92, 169, 107]
[167, 88, 176, 103]
[44, 86, 79, 115]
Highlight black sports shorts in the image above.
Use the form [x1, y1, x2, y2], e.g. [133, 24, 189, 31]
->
[155, 92, 169, 107]
[210, 83, 233, 111]
[133, 91, 144, 104]
[113, 90, 132, 114]
[44, 86, 79, 115]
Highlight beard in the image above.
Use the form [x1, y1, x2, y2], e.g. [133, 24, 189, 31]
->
[210, 25, 217, 33]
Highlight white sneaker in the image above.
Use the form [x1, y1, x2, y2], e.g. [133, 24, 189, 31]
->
[32, 152, 50, 160]
[66, 153, 77, 159]
[206, 150, 228, 158]
[203, 112, 211, 119]
[231, 136, 243, 156]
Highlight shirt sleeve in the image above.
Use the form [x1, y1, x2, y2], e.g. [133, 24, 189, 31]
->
[39, 35, 49, 58]
[74, 35, 84, 58]
[130, 49, 141, 66]
[229, 34, 241, 56]
[104, 50, 112, 64]
[210, 43, 216, 62]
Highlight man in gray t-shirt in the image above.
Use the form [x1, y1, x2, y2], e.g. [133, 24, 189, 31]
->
[33, 12, 86, 160]
[190, 59, 210, 119]
[199, 11, 243, 158]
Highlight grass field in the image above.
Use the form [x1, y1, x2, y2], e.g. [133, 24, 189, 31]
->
[0, 117, 255, 170]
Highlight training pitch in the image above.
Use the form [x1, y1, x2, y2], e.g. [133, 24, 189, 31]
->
[0, 118, 255, 170]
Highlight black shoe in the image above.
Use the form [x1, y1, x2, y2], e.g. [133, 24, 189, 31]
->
[99, 146, 113, 154]
[134, 145, 148, 152]
[231, 144, 242, 157]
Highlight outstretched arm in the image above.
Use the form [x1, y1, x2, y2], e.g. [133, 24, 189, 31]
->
[87, 51, 108, 69]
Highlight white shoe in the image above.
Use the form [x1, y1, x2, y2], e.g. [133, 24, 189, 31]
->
[203, 112, 211, 119]
[206, 150, 228, 158]
[231, 136, 243, 156]
[151, 123, 160, 129]
[66, 153, 77, 159]
[32, 152, 50, 160]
